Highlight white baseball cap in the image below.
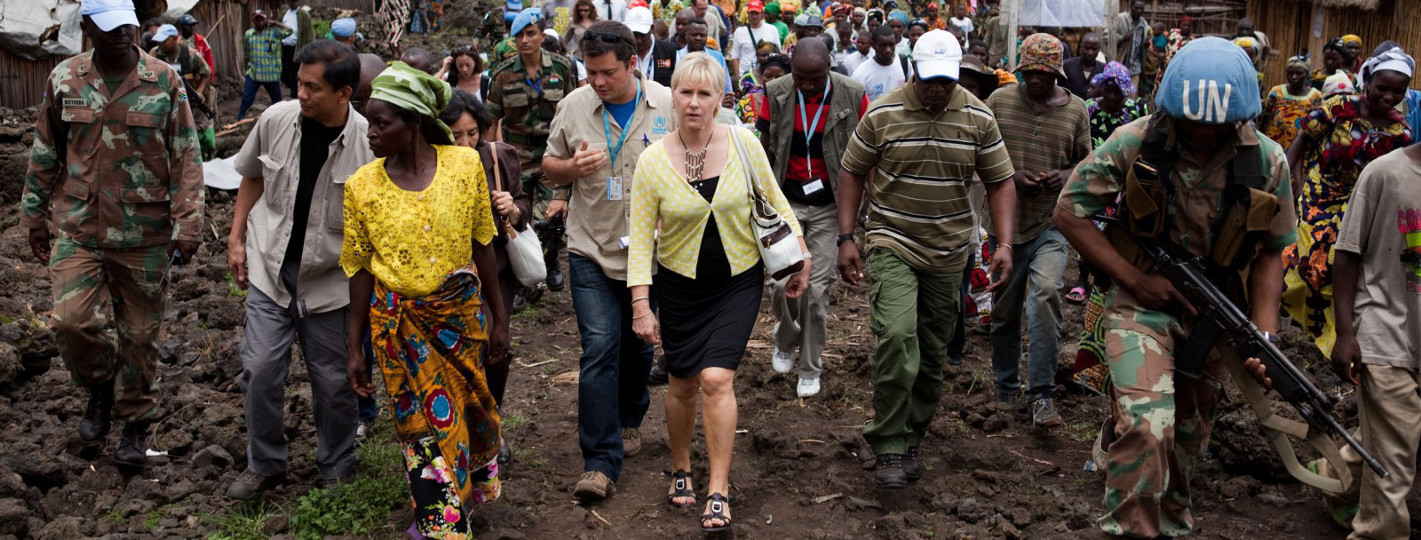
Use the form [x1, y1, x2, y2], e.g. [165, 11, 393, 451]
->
[626, 6, 654, 34]
[153, 24, 180, 43]
[912, 29, 962, 81]
[80, 0, 140, 32]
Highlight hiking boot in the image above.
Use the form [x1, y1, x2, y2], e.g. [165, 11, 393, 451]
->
[113, 420, 151, 467]
[622, 427, 642, 458]
[647, 355, 669, 387]
[226, 469, 284, 501]
[796, 375, 821, 398]
[574, 471, 615, 502]
[874, 453, 908, 489]
[995, 388, 1022, 410]
[1030, 397, 1064, 428]
[771, 347, 795, 374]
[902, 447, 921, 482]
[79, 382, 115, 443]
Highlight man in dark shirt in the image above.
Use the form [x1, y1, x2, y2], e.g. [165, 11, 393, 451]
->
[1061, 32, 1103, 99]
[757, 39, 868, 397]
[226, 41, 372, 500]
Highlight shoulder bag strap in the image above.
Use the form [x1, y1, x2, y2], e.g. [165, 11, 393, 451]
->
[729, 126, 759, 200]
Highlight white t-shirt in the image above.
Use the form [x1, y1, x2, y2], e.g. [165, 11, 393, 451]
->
[895, 39, 912, 58]
[732, 23, 782, 77]
[840, 49, 871, 75]
[853, 55, 911, 103]
[950, 16, 974, 37]
[282, 8, 300, 46]
[1335, 149, 1421, 368]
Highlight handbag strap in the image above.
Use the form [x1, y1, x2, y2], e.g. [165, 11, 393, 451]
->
[490, 141, 503, 192]
[728, 126, 763, 202]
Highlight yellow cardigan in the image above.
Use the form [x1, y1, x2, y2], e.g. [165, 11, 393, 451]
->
[628, 126, 802, 287]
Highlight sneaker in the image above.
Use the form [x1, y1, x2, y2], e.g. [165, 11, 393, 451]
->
[79, 382, 115, 443]
[622, 427, 642, 458]
[874, 453, 908, 489]
[1030, 397, 1064, 428]
[647, 355, 669, 387]
[112, 420, 150, 467]
[355, 421, 369, 441]
[573, 471, 615, 502]
[771, 348, 795, 374]
[902, 447, 921, 482]
[226, 469, 284, 500]
[498, 439, 512, 465]
[796, 376, 821, 398]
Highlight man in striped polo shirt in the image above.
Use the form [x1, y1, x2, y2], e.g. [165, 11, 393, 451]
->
[985, 32, 1090, 428]
[835, 29, 1018, 489]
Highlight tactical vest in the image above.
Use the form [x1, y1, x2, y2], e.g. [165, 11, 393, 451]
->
[1107, 115, 1280, 299]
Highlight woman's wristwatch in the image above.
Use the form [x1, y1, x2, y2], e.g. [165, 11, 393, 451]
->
[836, 233, 856, 246]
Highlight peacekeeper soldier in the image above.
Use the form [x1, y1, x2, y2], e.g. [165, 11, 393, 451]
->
[149, 23, 216, 160]
[21, 0, 204, 467]
[488, 8, 578, 295]
[1053, 37, 1295, 538]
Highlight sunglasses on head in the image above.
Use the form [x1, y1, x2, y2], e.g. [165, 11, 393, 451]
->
[585, 30, 630, 45]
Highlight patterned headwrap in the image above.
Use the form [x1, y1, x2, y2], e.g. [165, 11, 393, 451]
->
[1323, 71, 1355, 97]
[780, 0, 799, 14]
[1340, 34, 1363, 47]
[867, 8, 883, 22]
[1286, 54, 1309, 71]
[1090, 61, 1135, 97]
[371, 61, 454, 142]
[756, 39, 779, 53]
[1359, 46, 1415, 86]
[888, 9, 910, 25]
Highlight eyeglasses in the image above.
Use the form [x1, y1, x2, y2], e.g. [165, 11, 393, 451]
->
[585, 30, 630, 46]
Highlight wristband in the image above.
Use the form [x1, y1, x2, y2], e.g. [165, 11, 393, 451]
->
[836, 233, 856, 246]
[997, 243, 1014, 252]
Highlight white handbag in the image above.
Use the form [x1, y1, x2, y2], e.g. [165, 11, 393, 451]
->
[490, 143, 547, 287]
[729, 127, 805, 280]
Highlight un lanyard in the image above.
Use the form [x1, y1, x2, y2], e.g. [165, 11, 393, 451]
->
[797, 77, 831, 178]
[602, 79, 643, 169]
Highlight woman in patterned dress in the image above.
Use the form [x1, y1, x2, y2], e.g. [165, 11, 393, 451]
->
[1284, 48, 1414, 356]
[1259, 56, 1324, 151]
[341, 62, 509, 539]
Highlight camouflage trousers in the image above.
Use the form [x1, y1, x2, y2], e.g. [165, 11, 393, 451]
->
[1098, 304, 1227, 538]
[49, 237, 167, 422]
[524, 174, 569, 260]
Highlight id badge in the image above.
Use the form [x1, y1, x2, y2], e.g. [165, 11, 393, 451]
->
[607, 176, 623, 200]
[803, 178, 825, 195]
[618, 235, 631, 250]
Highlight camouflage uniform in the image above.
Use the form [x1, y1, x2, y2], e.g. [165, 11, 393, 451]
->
[486, 50, 575, 231]
[1056, 115, 1296, 538]
[20, 49, 205, 422]
[149, 44, 216, 158]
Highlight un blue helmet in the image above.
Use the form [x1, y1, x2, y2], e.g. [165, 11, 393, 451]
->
[1154, 36, 1261, 124]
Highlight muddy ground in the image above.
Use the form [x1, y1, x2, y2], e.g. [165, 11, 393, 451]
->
[0, 13, 1414, 540]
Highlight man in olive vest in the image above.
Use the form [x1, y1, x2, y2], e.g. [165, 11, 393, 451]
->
[758, 38, 867, 398]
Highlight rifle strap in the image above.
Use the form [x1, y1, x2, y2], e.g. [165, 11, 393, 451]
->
[1219, 353, 1355, 494]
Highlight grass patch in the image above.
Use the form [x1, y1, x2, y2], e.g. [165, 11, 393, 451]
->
[105, 509, 125, 524]
[146, 503, 178, 530]
[205, 500, 280, 540]
[288, 422, 407, 540]
[512, 303, 545, 321]
[500, 412, 529, 431]
[223, 273, 249, 297]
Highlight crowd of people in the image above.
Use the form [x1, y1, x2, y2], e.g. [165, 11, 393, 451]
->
[20, 0, 1421, 538]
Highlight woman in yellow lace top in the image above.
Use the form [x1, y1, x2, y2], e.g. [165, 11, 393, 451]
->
[627, 53, 809, 534]
[338, 62, 509, 539]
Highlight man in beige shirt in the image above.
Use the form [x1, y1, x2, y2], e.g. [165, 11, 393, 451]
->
[542, 20, 677, 503]
[225, 41, 373, 500]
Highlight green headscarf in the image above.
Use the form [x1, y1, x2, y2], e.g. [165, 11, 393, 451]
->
[370, 61, 453, 142]
[764, 2, 781, 15]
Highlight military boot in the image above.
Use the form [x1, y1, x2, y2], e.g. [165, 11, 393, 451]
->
[114, 420, 151, 467]
[80, 382, 115, 443]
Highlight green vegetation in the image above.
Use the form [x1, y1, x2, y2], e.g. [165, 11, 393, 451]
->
[205, 501, 280, 540]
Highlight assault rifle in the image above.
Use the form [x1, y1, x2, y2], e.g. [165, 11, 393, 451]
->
[1098, 216, 1388, 478]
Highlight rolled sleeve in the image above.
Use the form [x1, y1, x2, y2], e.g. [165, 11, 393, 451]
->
[1057, 132, 1131, 220]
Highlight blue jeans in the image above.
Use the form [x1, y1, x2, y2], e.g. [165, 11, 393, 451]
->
[569, 253, 654, 481]
[989, 228, 1069, 401]
[238, 76, 282, 120]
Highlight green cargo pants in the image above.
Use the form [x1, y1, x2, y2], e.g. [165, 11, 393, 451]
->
[862, 248, 962, 455]
[49, 237, 167, 422]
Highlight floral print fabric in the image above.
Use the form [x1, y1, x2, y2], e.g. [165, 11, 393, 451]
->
[1283, 95, 1414, 356]
[370, 265, 503, 532]
[1260, 85, 1322, 151]
[1085, 98, 1149, 148]
[404, 435, 500, 539]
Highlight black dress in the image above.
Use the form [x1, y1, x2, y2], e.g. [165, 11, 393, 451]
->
[657, 176, 765, 379]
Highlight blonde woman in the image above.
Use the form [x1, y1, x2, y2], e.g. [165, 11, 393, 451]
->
[628, 52, 810, 534]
